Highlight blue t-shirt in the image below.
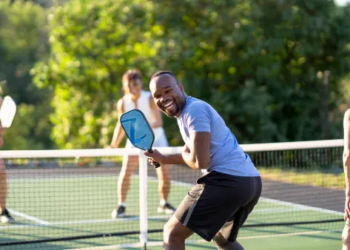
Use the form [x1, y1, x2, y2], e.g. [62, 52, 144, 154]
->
[177, 97, 260, 177]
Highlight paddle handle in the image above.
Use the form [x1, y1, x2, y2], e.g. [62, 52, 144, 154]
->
[147, 149, 161, 168]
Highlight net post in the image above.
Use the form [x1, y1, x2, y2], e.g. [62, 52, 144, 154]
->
[139, 150, 148, 250]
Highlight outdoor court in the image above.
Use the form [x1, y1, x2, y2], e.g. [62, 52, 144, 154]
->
[0, 164, 344, 250]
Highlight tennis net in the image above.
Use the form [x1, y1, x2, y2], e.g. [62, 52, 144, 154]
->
[0, 139, 345, 249]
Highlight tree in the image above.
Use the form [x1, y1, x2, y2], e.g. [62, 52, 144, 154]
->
[152, 0, 350, 142]
[0, 0, 52, 149]
[34, 0, 350, 148]
[33, 0, 159, 148]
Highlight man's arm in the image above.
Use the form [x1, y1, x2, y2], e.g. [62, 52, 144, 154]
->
[344, 109, 350, 220]
[144, 132, 210, 169]
[182, 132, 211, 170]
[145, 150, 186, 166]
[110, 99, 125, 148]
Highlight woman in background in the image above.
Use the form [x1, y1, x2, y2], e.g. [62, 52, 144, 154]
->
[110, 69, 175, 218]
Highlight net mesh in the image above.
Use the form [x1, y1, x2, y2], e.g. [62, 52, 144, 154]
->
[0, 140, 345, 249]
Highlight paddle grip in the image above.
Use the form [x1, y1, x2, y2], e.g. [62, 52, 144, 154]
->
[147, 149, 161, 168]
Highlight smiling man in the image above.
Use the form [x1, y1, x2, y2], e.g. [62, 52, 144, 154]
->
[144, 71, 262, 250]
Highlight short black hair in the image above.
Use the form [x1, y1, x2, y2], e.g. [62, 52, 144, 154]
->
[151, 71, 178, 83]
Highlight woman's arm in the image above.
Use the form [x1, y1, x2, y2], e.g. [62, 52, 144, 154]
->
[110, 99, 125, 148]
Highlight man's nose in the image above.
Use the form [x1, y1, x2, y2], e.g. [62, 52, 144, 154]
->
[162, 97, 166, 103]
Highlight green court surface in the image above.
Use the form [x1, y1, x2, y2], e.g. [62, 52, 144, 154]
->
[0, 173, 344, 250]
[137, 230, 342, 250]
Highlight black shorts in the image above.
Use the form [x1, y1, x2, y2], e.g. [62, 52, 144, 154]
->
[175, 171, 262, 242]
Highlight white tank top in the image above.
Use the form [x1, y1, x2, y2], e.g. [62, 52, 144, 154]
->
[123, 90, 155, 125]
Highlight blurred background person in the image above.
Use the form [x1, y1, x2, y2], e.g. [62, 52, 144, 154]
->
[110, 69, 175, 218]
[342, 109, 350, 250]
[0, 96, 14, 224]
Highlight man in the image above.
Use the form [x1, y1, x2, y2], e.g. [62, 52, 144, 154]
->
[144, 71, 262, 250]
[110, 69, 175, 218]
[0, 97, 14, 224]
[343, 109, 350, 250]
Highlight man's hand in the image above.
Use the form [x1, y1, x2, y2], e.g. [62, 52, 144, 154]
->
[144, 149, 165, 166]
[346, 195, 350, 221]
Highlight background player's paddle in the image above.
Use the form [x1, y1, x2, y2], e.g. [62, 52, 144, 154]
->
[120, 109, 161, 168]
[0, 96, 16, 128]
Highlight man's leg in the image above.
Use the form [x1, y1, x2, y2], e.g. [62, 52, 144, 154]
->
[117, 155, 138, 205]
[213, 232, 244, 250]
[156, 164, 170, 201]
[342, 224, 350, 250]
[163, 215, 194, 250]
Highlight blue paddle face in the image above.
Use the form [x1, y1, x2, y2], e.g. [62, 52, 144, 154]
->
[120, 109, 155, 151]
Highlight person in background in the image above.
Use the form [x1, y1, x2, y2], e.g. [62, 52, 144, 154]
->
[110, 69, 175, 218]
[342, 109, 350, 250]
[0, 96, 14, 224]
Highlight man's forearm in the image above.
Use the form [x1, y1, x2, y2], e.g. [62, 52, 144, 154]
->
[162, 153, 186, 165]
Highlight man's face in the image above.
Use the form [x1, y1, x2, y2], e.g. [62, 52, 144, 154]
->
[150, 75, 186, 117]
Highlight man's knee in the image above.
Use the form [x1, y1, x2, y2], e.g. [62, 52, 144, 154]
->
[163, 217, 191, 244]
[163, 220, 178, 243]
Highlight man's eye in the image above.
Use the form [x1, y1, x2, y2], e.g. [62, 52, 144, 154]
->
[165, 90, 171, 94]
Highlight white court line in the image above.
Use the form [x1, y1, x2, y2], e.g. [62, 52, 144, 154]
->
[67, 229, 341, 250]
[260, 197, 343, 216]
[8, 209, 50, 225]
[0, 214, 171, 230]
[254, 207, 305, 213]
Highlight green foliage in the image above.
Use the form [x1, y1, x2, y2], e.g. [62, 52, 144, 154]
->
[34, 0, 350, 148]
[153, 0, 350, 143]
[2, 103, 52, 150]
[33, 0, 158, 148]
[0, 0, 52, 149]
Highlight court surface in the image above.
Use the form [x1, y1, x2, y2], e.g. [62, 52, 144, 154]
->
[0, 167, 343, 250]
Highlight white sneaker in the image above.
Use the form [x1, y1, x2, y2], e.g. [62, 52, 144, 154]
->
[157, 202, 176, 214]
[111, 205, 126, 219]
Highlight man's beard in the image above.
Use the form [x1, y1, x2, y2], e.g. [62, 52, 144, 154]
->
[164, 104, 179, 117]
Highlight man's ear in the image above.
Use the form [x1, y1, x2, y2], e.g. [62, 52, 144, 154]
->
[178, 82, 184, 91]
